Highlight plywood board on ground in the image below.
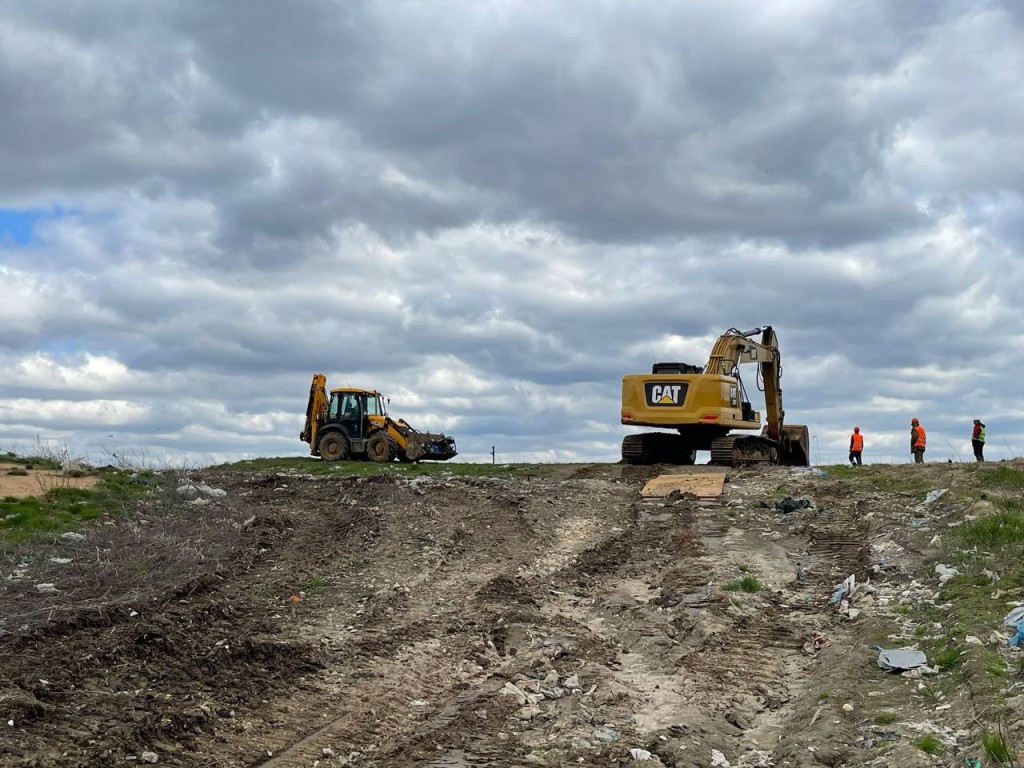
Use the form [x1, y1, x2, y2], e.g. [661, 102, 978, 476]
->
[640, 472, 726, 499]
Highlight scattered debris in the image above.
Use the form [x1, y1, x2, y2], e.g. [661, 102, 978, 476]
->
[934, 563, 959, 584]
[772, 496, 812, 514]
[176, 481, 227, 499]
[629, 747, 653, 760]
[711, 748, 732, 767]
[34, 583, 58, 594]
[923, 488, 948, 504]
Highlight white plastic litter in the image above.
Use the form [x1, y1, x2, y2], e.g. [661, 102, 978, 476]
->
[629, 748, 653, 760]
[934, 564, 959, 584]
[924, 488, 949, 504]
[711, 749, 732, 767]
[877, 647, 928, 671]
[1005, 606, 1024, 627]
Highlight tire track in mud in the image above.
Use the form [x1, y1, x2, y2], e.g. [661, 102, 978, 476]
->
[2, 467, 881, 768]
[232, 474, 639, 768]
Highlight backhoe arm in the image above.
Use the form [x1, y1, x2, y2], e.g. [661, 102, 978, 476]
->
[300, 373, 329, 451]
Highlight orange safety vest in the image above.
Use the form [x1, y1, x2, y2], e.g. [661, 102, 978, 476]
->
[850, 433, 863, 451]
[913, 425, 926, 448]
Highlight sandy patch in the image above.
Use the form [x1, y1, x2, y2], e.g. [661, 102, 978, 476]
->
[0, 461, 99, 498]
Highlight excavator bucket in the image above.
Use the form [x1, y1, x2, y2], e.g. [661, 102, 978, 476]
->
[780, 424, 810, 466]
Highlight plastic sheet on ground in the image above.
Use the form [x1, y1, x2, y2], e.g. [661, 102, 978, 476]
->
[1005, 606, 1024, 627]
[924, 488, 948, 504]
[876, 647, 928, 672]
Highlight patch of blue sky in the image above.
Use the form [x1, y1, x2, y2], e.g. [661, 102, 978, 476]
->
[0, 207, 77, 246]
[37, 338, 89, 356]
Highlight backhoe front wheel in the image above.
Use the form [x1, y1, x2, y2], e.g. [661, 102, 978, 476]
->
[319, 432, 350, 461]
[366, 433, 396, 463]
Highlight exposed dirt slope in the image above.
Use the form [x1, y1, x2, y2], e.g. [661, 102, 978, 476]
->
[1, 462, 1021, 767]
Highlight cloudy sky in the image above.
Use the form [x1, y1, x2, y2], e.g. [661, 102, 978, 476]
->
[2, 0, 1023, 467]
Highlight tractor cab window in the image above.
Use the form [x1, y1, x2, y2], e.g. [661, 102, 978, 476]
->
[340, 393, 361, 421]
[327, 393, 341, 420]
[365, 395, 383, 416]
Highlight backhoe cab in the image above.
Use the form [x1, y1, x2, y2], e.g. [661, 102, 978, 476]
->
[300, 374, 457, 463]
[620, 326, 809, 467]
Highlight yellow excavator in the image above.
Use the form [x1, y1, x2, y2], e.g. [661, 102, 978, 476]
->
[620, 326, 809, 466]
[300, 374, 457, 462]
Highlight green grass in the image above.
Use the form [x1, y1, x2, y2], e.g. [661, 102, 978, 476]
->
[298, 575, 329, 592]
[0, 469, 154, 541]
[949, 508, 1024, 548]
[873, 712, 898, 725]
[930, 643, 963, 670]
[982, 731, 1011, 763]
[976, 466, 1024, 489]
[212, 456, 565, 478]
[723, 575, 763, 593]
[914, 734, 943, 756]
[6, 468, 29, 476]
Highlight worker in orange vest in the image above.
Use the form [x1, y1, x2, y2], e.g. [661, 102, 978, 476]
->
[849, 427, 864, 467]
[910, 418, 926, 463]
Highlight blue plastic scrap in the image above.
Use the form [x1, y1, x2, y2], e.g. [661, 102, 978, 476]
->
[829, 575, 855, 605]
[1009, 624, 1024, 648]
[1005, 607, 1024, 648]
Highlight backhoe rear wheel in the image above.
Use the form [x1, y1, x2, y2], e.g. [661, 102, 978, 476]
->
[319, 432, 350, 462]
[366, 432, 396, 463]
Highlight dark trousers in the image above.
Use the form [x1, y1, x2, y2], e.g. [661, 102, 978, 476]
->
[972, 440, 985, 462]
[849, 451, 862, 466]
[913, 447, 925, 463]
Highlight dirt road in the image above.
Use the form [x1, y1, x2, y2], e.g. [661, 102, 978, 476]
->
[1, 462, 1019, 767]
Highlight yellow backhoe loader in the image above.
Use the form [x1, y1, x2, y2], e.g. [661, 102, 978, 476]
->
[300, 374, 457, 462]
[620, 326, 809, 466]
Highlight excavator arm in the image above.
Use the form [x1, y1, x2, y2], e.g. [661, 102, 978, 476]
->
[703, 326, 784, 442]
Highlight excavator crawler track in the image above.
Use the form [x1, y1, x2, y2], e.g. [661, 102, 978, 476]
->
[622, 434, 696, 466]
[710, 436, 778, 466]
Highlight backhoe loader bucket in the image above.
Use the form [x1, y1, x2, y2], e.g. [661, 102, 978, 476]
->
[780, 424, 810, 466]
[403, 431, 458, 462]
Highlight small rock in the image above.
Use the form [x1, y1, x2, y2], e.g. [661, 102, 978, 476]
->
[514, 706, 541, 720]
[842, 703, 854, 712]
[140, 752, 159, 764]
[35, 583, 58, 594]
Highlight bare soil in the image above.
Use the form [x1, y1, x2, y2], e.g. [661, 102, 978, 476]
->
[0, 462, 1020, 767]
